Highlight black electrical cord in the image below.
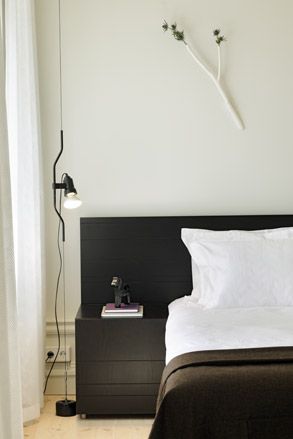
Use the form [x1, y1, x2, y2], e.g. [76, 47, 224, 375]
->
[43, 186, 64, 394]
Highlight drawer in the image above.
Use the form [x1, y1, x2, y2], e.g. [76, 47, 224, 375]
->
[76, 318, 166, 361]
[76, 360, 164, 384]
[77, 383, 159, 396]
[76, 394, 157, 415]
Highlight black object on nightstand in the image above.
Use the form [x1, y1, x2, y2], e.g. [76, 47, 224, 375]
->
[75, 302, 167, 417]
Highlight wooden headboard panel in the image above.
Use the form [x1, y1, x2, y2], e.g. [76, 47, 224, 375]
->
[80, 215, 293, 305]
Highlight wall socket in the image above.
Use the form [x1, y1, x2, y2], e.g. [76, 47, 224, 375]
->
[46, 346, 71, 363]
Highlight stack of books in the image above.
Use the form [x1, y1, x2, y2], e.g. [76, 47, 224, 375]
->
[101, 302, 143, 318]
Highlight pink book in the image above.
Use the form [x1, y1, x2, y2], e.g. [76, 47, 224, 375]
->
[104, 303, 140, 313]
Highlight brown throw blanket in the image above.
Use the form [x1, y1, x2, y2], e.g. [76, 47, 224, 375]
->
[149, 347, 293, 439]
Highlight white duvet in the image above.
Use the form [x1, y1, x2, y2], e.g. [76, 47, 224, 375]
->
[166, 296, 293, 364]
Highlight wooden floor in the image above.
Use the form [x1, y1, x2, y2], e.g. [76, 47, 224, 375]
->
[23, 396, 154, 439]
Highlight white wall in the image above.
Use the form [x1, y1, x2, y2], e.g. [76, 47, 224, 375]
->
[35, 0, 293, 390]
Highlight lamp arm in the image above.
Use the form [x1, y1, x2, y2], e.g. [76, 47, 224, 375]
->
[53, 130, 66, 242]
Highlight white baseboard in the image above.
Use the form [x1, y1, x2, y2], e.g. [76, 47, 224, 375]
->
[46, 320, 75, 335]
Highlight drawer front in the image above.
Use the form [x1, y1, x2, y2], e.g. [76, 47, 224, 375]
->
[77, 383, 159, 396]
[76, 360, 164, 384]
[76, 394, 157, 415]
[76, 318, 166, 361]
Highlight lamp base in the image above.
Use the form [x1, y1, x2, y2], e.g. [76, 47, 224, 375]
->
[56, 399, 76, 417]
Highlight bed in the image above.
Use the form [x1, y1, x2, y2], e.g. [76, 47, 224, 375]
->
[149, 217, 293, 439]
[150, 299, 293, 438]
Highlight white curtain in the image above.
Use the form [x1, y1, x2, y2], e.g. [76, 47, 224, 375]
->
[4, 0, 46, 425]
[0, 5, 23, 438]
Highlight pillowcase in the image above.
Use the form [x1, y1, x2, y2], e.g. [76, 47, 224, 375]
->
[181, 227, 293, 308]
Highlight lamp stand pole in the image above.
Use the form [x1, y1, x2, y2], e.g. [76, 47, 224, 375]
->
[52, 130, 65, 242]
[52, 130, 76, 417]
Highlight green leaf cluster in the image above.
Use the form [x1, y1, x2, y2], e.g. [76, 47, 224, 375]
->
[162, 20, 186, 44]
[213, 29, 226, 45]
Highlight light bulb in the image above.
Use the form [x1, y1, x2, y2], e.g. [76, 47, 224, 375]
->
[64, 193, 82, 209]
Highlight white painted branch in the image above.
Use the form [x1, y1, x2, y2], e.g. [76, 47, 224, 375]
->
[217, 45, 221, 81]
[185, 43, 244, 130]
[213, 78, 245, 130]
[185, 43, 214, 80]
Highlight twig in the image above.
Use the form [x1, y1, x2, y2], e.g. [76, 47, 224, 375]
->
[217, 44, 221, 81]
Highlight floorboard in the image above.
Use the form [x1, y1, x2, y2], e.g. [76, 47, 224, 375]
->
[23, 396, 154, 438]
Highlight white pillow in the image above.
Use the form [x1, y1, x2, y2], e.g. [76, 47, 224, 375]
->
[181, 227, 293, 308]
[183, 228, 261, 300]
[183, 228, 245, 300]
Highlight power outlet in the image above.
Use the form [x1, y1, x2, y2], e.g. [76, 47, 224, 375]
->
[46, 346, 71, 363]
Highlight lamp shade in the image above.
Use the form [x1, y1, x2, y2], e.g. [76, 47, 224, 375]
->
[63, 174, 76, 196]
[62, 174, 82, 209]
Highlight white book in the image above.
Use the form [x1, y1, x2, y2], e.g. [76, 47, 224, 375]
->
[101, 305, 143, 318]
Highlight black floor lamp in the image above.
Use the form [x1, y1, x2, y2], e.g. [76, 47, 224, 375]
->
[51, 0, 82, 417]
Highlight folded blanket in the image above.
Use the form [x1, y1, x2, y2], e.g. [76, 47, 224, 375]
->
[149, 347, 293, 439]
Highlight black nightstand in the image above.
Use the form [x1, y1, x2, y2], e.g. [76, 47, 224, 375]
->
[75, 302, 167, 416]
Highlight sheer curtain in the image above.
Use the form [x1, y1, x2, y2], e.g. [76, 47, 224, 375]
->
[0, 7, 23, 437]
[4, 0, 46, 425]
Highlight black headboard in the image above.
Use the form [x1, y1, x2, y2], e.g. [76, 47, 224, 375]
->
[80, 215, 293, 305]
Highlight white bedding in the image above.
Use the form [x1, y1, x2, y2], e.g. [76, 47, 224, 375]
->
[166, 296, 293, 364]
